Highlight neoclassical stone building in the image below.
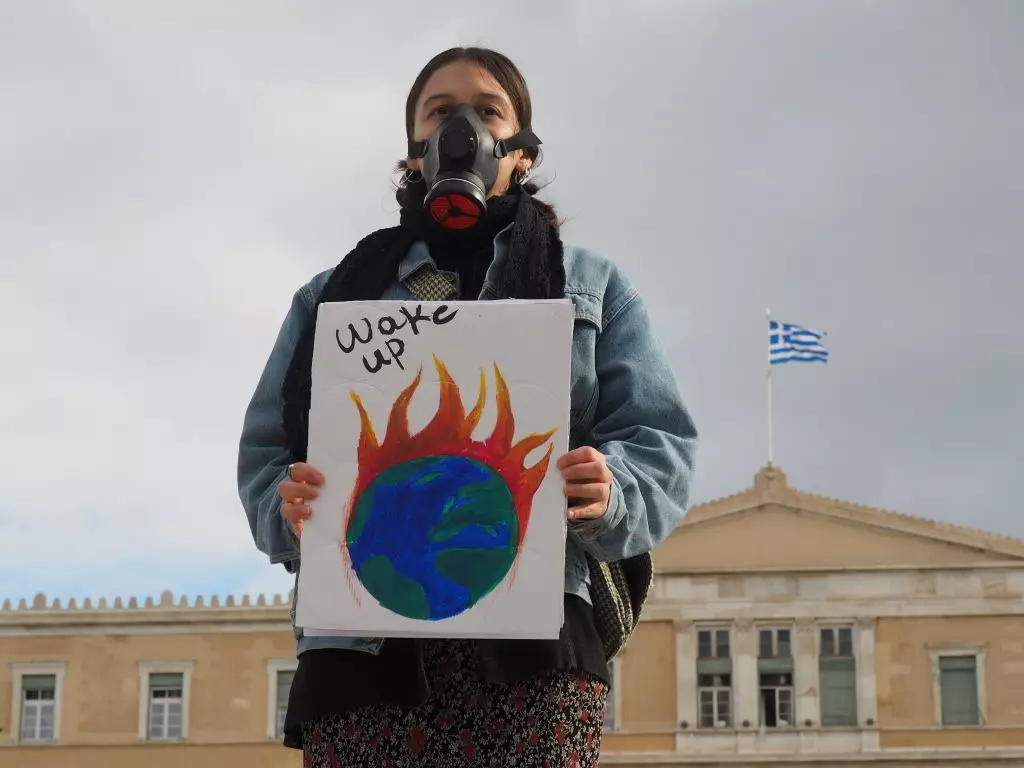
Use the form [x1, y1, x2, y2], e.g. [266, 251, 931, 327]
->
[2, 466, 1023, 767]
[601, 466, 1024, 765]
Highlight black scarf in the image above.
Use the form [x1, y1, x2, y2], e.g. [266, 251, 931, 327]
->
[399, 192, 518, 299]
[281, 188, 566, 461]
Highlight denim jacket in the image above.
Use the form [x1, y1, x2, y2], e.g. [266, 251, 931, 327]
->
[237, 224, 698, 657]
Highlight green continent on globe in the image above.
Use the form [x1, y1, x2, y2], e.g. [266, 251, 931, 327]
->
[346, 455, 520, 621]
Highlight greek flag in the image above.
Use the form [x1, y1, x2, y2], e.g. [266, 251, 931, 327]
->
[770, 320, 828, 364]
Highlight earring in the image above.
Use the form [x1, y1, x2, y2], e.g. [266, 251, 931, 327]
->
[400, 168, 423, 185]
[515, 167, 534, 185]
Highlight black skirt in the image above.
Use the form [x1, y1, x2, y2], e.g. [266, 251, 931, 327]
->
[284, 594, 609, 750]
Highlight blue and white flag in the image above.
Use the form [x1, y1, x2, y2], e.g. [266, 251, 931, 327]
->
[769, 320, 828, 364]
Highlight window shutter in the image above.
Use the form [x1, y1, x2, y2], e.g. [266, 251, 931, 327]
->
[758, 657, 794, 674]
[276, 670, 295, 705]
[819, 657, 857, 726]
[22, 675, 56, 693]
[939, 656, 979, 725]
[696, 657, 732, 676]
[150, 673, 183, 688]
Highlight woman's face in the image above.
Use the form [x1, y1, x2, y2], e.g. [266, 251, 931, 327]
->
[407, 60, 532, 198]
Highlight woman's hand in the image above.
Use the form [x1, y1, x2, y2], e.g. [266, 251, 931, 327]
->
[277, 462, 325, 538]
[557, 447, 614, 521]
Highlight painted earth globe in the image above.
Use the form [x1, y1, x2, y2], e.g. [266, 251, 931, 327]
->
[345, 454, 519, 620]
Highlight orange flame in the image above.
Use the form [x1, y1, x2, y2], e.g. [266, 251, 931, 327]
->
[347, 356, 556, 548]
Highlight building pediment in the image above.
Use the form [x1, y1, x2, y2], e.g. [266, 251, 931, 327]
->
[657, 466, 1024, 572]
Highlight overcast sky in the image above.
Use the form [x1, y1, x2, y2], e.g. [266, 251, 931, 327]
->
[3, 0, 1022, 606]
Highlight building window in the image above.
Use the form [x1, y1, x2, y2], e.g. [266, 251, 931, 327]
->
[698, 628, 731, 659]
[928, 645, 986, 727]
[696, 627, 732, 727]
[10, 663, 66, 744]
[138, 660, 193, 741]
[698, 674, 732, 728]
[820, 627, 854, 658]
[603, 658, 622, 731]
[21, 675, 56, 741]
[266, 659, 298, 739]
[759, 628, 791, 658]
[275, 670, 294, 737]
[603, 688, 615, 730]
[758, 626, 794, 727]
[819, 626, 857, 726]
[148, 673, 184, 739]
[759, 673, 794, 727]
[938, 657, 979, 725]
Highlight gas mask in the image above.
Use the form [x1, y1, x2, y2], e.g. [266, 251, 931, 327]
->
[407, 103, 541, 230]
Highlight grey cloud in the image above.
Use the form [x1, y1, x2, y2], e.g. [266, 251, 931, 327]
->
[2, 0, 1021, 603]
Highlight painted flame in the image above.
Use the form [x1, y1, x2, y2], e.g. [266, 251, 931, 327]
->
[347, 356, 556, 548]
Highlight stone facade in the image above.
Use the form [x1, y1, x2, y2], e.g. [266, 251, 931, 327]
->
[2, 466, 1023, 766]
[1, 594, 298, 766]
[601, 466, 1024, 765]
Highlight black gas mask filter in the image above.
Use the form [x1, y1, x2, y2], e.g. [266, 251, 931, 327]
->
[407, 104, 542, 230]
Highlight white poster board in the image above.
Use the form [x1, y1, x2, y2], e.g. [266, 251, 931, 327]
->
[295, 299, 574, 640]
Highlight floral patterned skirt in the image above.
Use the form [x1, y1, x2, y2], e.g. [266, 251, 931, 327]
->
[300, 638, 607, 767]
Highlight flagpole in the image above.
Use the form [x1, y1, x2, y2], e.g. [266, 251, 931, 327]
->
[766, 307, 774, 467]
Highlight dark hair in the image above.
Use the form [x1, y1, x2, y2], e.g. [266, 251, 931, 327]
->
[395, 47, 558, 228]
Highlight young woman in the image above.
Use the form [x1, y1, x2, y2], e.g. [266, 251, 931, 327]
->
[238, 46, 697, 767]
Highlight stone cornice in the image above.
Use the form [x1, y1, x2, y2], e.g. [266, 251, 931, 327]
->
[653, 562, 1024, 576]
[0, 590, 292, 627]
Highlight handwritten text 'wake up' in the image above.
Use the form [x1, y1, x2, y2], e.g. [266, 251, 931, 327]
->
[335, 304, 458, 374]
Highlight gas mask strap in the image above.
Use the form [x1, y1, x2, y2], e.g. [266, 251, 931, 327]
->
[408, 139, 428, 159]
[409, 128, 540, 160]
[494, 128, 542, 159]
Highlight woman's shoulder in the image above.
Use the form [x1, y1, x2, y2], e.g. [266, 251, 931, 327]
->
[562, 243, 640, 330]
[294, 267, 336, 307]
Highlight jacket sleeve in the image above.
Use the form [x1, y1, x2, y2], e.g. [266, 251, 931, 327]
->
[237, 285, 316, 570]
[569, 285, 698, 562]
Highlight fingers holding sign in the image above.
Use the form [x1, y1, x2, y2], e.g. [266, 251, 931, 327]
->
[277, 462, 325, 539]
[556, 446, 614, 521]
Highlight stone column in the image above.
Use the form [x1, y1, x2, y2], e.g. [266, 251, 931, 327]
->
[795, 618, 820, 753]
[856, 617, 880, 751]
[794, 618, 820, 724]
[675, 619, 697, 728]
[734, 618, 759, 753]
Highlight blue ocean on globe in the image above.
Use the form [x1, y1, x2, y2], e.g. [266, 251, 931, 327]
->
[345, 454, 520, 620]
